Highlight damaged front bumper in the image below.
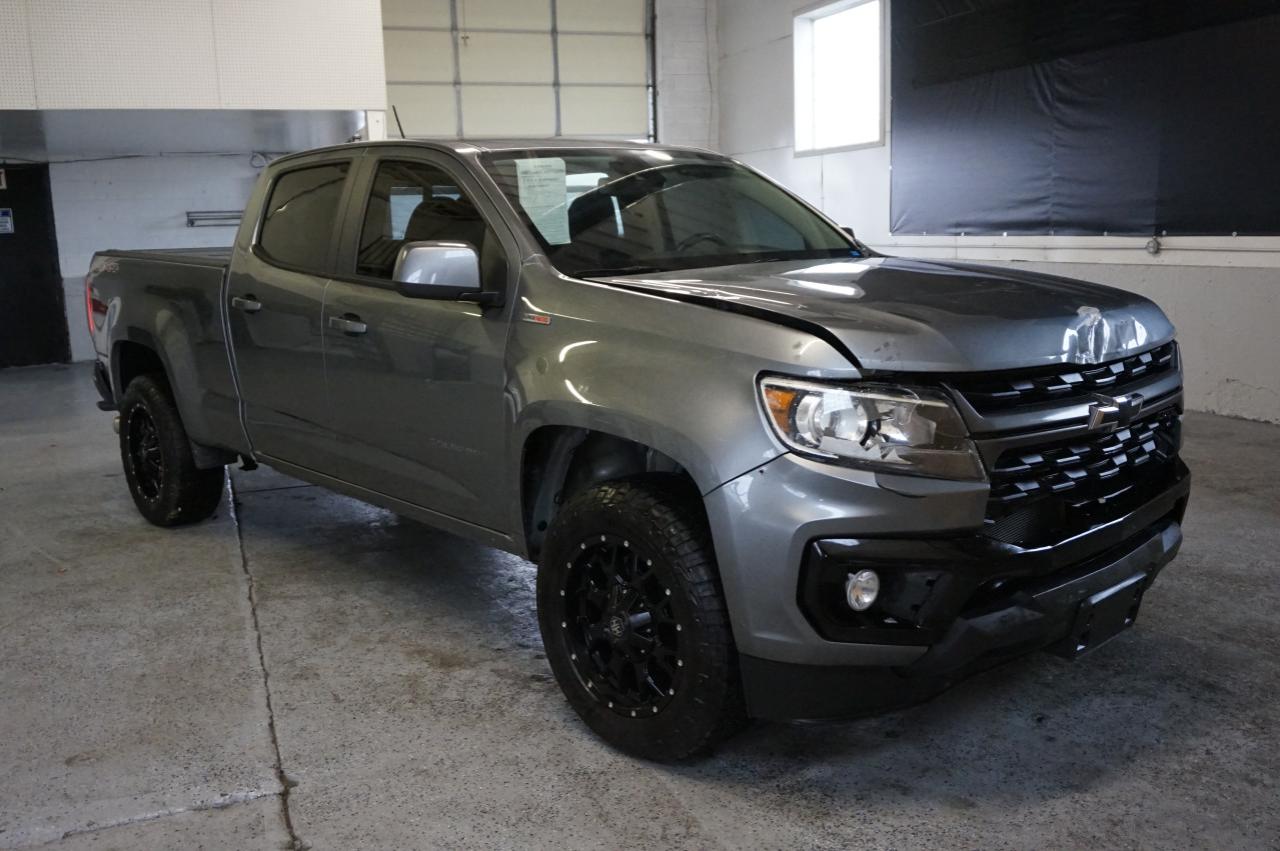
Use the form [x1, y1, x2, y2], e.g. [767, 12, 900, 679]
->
[742, 508, 1183, 721]
[707, 447, 1190, 722]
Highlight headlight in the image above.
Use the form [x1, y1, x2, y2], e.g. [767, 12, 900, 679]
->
[758, 377, 985, 480]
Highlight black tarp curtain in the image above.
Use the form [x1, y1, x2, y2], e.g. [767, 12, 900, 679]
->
[889, 0, 1280, 236]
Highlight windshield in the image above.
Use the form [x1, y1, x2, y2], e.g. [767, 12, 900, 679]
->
[479, 148, 862, 277]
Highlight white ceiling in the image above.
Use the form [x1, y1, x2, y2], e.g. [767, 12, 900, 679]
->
[0, 110, 365, 163]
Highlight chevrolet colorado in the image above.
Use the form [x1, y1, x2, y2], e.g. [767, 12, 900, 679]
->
[86, 139, 1190, 760]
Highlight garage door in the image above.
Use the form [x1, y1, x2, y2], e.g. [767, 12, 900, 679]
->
[383, 0, 653, 140]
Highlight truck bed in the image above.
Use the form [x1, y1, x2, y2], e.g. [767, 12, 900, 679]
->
[88, 245, 246, 457]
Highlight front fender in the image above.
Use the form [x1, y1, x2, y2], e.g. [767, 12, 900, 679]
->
[502, 265, 864, 554]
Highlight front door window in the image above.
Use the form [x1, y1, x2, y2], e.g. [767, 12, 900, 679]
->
[355, 160, 500, 287]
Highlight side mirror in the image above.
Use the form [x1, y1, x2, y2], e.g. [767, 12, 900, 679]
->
[841, 226, 857, 239]
[392, 241, 497, 305]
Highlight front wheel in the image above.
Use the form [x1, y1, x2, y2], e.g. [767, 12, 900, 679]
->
[537, 477, 746, 761]
[118, 374, 225, 526]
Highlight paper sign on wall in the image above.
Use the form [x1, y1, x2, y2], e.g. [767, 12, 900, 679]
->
[0, 209, 13, 235]
[516, 158, 571, 245]
[0, 169, 6, 191]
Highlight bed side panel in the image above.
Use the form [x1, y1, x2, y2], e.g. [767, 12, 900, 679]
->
[88, 253, 248, 455]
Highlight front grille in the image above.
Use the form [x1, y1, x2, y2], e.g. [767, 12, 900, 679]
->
[985, 407, 1181, 545]
[949, 341, 1177, 413]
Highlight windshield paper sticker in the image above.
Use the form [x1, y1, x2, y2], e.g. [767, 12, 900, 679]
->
[516, 158, 571, 245]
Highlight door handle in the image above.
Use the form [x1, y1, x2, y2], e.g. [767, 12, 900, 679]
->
[231, 295, 262, 314]
[328, 314, 368, 336]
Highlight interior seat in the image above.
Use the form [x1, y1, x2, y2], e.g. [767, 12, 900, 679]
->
[404, 197, 487, 248]
[403, 196, 506, 290]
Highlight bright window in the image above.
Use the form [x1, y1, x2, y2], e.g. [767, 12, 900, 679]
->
[794, 0, 884, 153]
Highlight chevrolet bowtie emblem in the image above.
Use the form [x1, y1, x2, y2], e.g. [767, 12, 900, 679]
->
[1088, 392, 1144, 430]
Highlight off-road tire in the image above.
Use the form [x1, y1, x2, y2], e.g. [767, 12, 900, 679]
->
[537, 476, 747, 761]
[118, 374, 225, 526]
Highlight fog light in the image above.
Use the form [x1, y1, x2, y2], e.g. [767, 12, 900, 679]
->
[845, 569, 880, 611]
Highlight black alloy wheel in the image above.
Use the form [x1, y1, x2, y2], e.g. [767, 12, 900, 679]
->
[537, 477, 746, 761]
[117, 374, 226, 527]
[125, 405, 164, 503]
[560, 533, 683, 717]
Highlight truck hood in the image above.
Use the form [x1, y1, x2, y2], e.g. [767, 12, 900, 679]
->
[591, 257, 1175, 373]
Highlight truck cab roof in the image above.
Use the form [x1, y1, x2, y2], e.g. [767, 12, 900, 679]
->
[267, 137, 709, 168]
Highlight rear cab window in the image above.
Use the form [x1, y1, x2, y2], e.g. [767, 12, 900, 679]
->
[257, 162, 351, 274]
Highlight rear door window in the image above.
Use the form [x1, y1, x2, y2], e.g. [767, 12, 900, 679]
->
[258, 162, 351, 273]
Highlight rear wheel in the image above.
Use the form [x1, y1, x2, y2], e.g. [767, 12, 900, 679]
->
[537, 477, 746, 761]
[118, 374, 225, 526]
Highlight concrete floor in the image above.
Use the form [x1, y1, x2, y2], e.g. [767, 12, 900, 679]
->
[1, 364, 1277, 850]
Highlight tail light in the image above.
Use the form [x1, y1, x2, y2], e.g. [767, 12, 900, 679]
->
[85, 276, 108, 334]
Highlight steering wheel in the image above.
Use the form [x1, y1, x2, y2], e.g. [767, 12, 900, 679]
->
[676, 231, 731, 253]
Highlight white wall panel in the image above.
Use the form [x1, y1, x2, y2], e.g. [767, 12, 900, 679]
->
[655, 0, 716, 149]
[213, 0, 386, 110]
[460, 85, 555, 135]
[27, 0, 220, 109]
[8, 0, 384, 110]
[560, 87, 648, 136]
[387, 84, 458, 135]
[716, 0, 791, 58]
[0, 1, 37, 109]
[559, 34, 647, 84]
[457, 32, 554, 83]
[382, 0, 451, 27]
[718, 37, 790, 153]
[558, 0, 646, 32]
[457, 0, 551, 30]
[385, 30, 455, 82]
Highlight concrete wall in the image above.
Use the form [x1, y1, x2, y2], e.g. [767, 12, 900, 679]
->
[656, 0, 718, 149]
[0, 0, 386, 111]
[51, 155, 263, 362]
[715, 0, 1280, 424]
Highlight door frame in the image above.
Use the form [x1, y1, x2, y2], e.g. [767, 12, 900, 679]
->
[246, 151, 364, 280]
[317, 146, 523, 532]
[226, 150, 360, 464]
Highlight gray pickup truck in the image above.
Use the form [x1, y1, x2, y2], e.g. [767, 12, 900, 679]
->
[86, 138, 1190, 760]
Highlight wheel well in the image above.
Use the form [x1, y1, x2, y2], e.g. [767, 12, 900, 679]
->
[111, 340, 236, 470]
[521, 427, 700, 561]
[113, 341, 167, 393]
